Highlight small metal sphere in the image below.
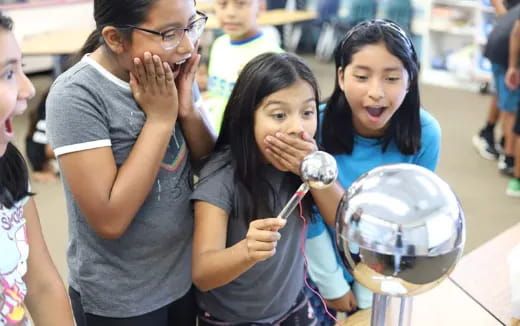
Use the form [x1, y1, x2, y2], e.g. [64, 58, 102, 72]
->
[300, 151, 338, 189]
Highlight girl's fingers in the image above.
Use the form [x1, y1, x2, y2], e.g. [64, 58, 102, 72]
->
[249, 229, 281, 243]
[164, 62, 175, 89]
[153, 55, 165, 89]
[249, 241, 277, 253]
[187, 40, 201, 78]
[133, 58, 146, 85]
[187, 54, 201, 80]
[265, 136, 300, 157]
[129, 72, 139, 93]
[251, 217, 286, 231]
[266, 142, 300, 167]
[143, 52, 156, 82]
[265, 148, 296, 173]
[275, 132, 317, 151]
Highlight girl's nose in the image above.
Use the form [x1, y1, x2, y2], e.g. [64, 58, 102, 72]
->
[286, 117, 305, 136]
[18, 71, 35, 102]
[368, 80, 384, 101]
[176, 32, 195, 56]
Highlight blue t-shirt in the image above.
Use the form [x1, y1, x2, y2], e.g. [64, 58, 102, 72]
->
[307, 108, 442, 283]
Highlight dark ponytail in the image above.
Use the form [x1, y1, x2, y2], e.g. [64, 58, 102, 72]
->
[70, 29, 102, 66]
[77, 30, 102, 58]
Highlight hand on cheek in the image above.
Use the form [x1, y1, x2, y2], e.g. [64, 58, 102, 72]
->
[264, 131, 317, 176]
[177, 40, 201, 119]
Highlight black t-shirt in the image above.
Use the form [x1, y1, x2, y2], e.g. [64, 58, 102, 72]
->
[484, 4, 520, 66]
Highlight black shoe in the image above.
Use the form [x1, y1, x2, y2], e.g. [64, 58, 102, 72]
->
[472, 128, 499, 160]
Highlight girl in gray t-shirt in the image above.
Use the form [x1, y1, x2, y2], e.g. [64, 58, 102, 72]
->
[45, 1, 215, 325]
[191, 52, 344, 325]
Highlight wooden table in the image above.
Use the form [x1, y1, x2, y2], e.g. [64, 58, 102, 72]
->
[450, 222, 520, 325]
[20, 9, 316, 56]
[196, 0, 215, 12]
[339, 278, 503, 325]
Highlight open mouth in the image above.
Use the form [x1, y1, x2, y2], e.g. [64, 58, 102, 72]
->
[5, 118, 13, 135]
[365, 106, 386, 118]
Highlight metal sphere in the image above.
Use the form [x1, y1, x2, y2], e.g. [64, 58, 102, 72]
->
[336, 163, 465, 297]
[300, 151, 338, 189]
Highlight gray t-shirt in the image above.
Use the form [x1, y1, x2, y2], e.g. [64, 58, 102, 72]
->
[484, 4, 520, 66]
[46, 55, 197, 317]
[191, 150, 306, 324]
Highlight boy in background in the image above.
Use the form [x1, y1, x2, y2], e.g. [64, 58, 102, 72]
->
[207, 0, 283, 133]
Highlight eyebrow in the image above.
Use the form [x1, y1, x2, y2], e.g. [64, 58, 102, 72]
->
[262, 97, 316, 109]
[353, 65, 402, 72]
[0, 58, 18, 69]
[158, 13, 197, 30]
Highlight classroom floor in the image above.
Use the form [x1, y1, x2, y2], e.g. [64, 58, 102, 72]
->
[12, 54, 520, 282]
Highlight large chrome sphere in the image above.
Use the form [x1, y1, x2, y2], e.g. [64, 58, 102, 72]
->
[336, 163, 465, 297]
[300, 151, 338, 189]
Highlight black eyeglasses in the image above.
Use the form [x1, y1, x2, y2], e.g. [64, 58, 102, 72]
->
[116, 11, 208, 51]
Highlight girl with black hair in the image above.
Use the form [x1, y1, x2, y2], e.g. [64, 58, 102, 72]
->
[45, 0, 215, 325]
[191, 52, 344, 325]
[305, 19, 441, 325]
[0, 11, 74, 326]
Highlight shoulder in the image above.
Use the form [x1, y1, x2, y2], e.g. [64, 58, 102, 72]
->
[198, 150, 234, 181]
[256, 34, 283, 52]
[419, 108, 441, 137]
[211, 34, 230, 49]
[192, 150, 235, 211]
[51, 59, 96, 91]
[48, 59, 108, 109]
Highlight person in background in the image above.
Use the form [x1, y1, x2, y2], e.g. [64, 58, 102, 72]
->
[206, 0, 283, 133]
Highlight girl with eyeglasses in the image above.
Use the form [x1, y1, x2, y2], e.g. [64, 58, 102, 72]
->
[304, 19, 442, 325]
[45, 1, 215, 325]
[0, 11, 74, 326]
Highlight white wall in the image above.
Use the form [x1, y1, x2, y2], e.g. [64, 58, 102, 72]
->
[3, 1, 94, 73]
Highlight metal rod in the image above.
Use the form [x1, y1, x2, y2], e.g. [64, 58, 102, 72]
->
[277, 183, 309, 219]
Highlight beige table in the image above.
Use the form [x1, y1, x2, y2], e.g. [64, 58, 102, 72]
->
[21, 9, 316, 56]
[339, 278, 503, 326]
[451, 222, 520, 325]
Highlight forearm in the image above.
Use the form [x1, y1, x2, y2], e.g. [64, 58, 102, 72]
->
[101, 121, 174, 237]
[310, 181, 344, 226]
[306, 231, 350, 299]
[509, 21, 520, 69]
[179, 103, 216, 161]
[25, 278, 74, 326]
[193, 239, 255, 291]
[490, 0, 507, 16]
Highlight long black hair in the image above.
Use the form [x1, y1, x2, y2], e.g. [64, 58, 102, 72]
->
[75, 0, 162, 59]
[0, 12, 32, 209]
[214, 52, 320, 223]
[323, 19, 421, 155]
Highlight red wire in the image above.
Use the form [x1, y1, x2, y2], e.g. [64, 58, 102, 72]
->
[298, 201, 338, 323]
